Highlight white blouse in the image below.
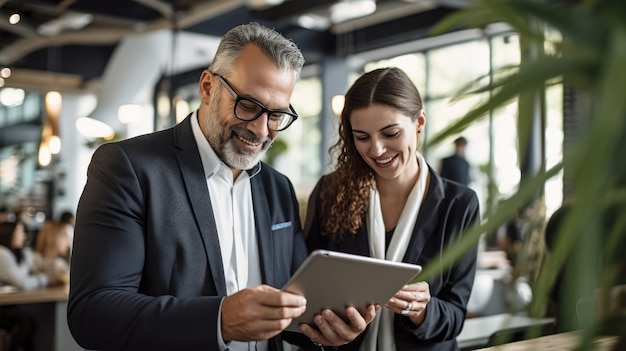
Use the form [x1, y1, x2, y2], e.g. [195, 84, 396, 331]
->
[0, 246, 48, 290]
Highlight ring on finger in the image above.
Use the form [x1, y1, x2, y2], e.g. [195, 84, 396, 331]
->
[401, 302, 412, 315]
[311, 338, 323, 347]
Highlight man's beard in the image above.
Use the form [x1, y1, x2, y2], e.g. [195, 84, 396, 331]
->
[203, 101, 272, 170]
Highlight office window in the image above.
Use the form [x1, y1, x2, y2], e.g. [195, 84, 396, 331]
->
[363, 53, 426, 92]
[428, 40, 491, 98]
[269, 77, 322, 197]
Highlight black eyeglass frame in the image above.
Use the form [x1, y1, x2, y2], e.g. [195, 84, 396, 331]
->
[212, 72, 298, 131]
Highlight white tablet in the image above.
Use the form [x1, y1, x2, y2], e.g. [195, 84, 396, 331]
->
[282, 249, 422, 332]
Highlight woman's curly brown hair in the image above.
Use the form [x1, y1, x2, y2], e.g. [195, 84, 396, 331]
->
[319, 67, 424, 242]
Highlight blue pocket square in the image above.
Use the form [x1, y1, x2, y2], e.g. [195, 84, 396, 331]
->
[271, 221, 292, 230]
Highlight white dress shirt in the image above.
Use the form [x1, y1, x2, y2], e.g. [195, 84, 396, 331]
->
[191, 112, 266, 351]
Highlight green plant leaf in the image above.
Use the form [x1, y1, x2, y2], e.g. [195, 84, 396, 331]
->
[413, 163, 562, 284]
[426, 56, 591, 148]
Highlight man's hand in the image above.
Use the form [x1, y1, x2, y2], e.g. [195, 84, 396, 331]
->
[221, 285, 307, 342]
[298, 304, 380, 346]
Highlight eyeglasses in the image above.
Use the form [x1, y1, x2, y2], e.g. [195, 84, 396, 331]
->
[213, 72, 298, 131]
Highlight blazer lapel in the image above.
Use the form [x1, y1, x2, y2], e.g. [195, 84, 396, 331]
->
[250, 171, 275, 286]
[173, 114, 227, 296]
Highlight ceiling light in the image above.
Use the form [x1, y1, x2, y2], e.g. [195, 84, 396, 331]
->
[9, 14, 20, 25]
[0, 88, 25, 106]
[297, 14, 331, 31]
[331, 95, 345, 116]
[45, 91, 62, 119]
[38, 143, 52, 167]
[246, 0, 285, 10]
[118, 103, 145, 124]
[48, 135, 62, 154]
[330, 0, 377, 24]
[175, 99, 190, 124]
[76, 117, 115, 139]
[0, 67, 11, 78]
[156, 91, 171, 118]
[43, 91, 62, 156]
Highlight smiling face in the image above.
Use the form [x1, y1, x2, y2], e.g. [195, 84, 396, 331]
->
[197, 44, 296, 177]
[350, 103, 425, 183]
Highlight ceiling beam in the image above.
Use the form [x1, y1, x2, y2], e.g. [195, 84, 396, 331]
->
[4, 68, 83, 92]
[0, 0, 244, 65]
[331, 0, 438, 34]
[250, 0, 337, 22]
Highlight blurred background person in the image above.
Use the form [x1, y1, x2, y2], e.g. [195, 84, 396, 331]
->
[59, 211, 75, 228]
[0, 221, 56, 351]
[0, 207, 15, 223]
[438, 136, 470, 186]
[0, 221, 58, 290]
[58, 210, 76, 245]
[32, 220, 71, 283]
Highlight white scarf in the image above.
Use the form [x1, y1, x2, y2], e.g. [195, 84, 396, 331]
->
[361, 152, 429, 351]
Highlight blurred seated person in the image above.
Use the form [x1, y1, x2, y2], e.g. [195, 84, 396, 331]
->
[0, 221, 64, 351]
[58, 210, 75, 244]
[543, 205, 571, 332]
[0, 221, 63, 290]
[33, 220, 71, 282]
[543, 204, 592, 333]
[59, 211, 75, 228]
[545, 204, 626, 335]
[476, 249, 511, 270]
[491, 210, 525, 266]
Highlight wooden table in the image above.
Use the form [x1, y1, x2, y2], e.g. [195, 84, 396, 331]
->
[457, 313, 555, 350]
[474, 331, 619, 351]
[0, 285, 69, 306]
[0, 285, 81, 351]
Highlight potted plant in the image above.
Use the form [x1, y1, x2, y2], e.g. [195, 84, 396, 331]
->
[419, 0, 626, 348]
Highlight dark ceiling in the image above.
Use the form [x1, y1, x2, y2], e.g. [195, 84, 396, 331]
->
[0, 0, 462, 91]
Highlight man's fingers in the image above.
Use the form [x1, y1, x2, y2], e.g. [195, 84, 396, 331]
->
[222, 285, 307, 341]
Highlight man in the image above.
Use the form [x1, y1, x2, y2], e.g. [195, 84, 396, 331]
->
[439, 136, 470, 186]
[68, 22, 375, 351]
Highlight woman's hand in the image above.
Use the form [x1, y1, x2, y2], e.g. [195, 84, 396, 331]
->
[386, 281, 431, 326]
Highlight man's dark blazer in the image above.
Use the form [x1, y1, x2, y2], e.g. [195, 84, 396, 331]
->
[68, 114, 308, 351]
[439, 154, 470, 186]
[305, 169, 480, 351]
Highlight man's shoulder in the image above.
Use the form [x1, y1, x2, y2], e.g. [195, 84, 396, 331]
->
[96, 127, 176, 157]
[441, 154, 457, 163]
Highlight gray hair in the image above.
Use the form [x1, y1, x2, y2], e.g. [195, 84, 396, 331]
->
[209, 22, 305, 79]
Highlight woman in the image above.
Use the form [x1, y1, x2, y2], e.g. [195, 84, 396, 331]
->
[33, 220, 71, 281]
[305, 67, 480, 351]
[0, 221, 51, 351]
[0, 221, 52, 290]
